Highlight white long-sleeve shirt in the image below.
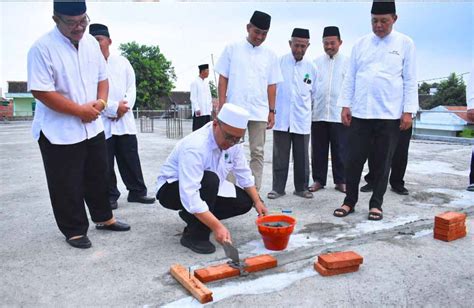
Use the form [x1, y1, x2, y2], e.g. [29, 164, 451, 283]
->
[156, 122, 254, 214]
[190, 76, 212, 116]
[102, 54, 137, 139]
[337, 30, 419, 119]
[27, 27, 107, 145]
[274, 53, 317, 134]
[467, 67, 474, 110]
[312, 53, 349, 123]
[215, 39, 283, 121]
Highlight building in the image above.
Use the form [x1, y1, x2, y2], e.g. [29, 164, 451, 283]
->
[5, 81, 35, 117]
[414, 105, 474, 137]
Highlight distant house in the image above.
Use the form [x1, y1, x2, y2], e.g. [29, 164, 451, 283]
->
[5, 81, 35, 117]
[414, 105, 474, 137]
[0, 97, 14, 118]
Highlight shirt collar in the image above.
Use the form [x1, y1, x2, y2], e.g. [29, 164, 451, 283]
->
[53, 26, 81, 48]
[325, 52, 340, 61]
[372, 29, 396, 44]
[245, 38, 260, 49]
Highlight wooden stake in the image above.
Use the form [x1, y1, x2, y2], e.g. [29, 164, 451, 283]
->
[170, 264, 213, 304]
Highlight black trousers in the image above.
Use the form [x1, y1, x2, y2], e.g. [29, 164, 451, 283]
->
[344, 118, 400, 210]
[311, 121, 347, 186]
[272, 130, 310, 193]
[38, 132, 113, 239]
[156, 171, 253, 240]
[192, 114, 211, 131]
[364, 127, 412, 189]
[470, 151, 474, 185]
[106, 134, 147, 202]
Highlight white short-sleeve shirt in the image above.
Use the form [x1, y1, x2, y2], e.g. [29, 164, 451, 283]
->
[27, 27, 107, 145]
[215, 39, 283, 121]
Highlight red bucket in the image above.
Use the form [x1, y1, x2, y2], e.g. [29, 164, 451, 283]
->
[256, 215, 296, 251]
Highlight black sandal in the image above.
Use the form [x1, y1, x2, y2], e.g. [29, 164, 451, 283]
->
[368, 211, 383, 221]
[333, 205, 354, 217]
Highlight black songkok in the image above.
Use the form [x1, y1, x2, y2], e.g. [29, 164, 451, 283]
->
[89, 23, 110, 38]
[54, 0, 86, 16]
[371, 1, 396, 15]
[250, 10, 271, 30]
[198, 64, 209, 72]
[291, 28, 310, 39]
[323, 26, 340, 38]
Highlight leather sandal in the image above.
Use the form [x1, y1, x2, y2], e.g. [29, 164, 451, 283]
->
[267, 191, 286, 199]
[368, 210, 383, 221]
[333, 205, 354, 217]
[293, 190, 314, 199]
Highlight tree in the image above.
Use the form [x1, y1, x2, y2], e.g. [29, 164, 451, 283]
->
[429, 73, 466, 108]
[209, 80, 218, 98]
[119, 42, 176, 109]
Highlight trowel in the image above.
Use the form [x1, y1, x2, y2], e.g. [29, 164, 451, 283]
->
[222, 241, 248, 276]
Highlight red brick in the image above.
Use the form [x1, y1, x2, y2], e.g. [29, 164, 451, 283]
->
[318, 251, 363, 269]
[434, 229, 467, 242]
[314, 262, 359, 277]
[194, 254, 278, 283]
[434, 226, 466, 237]
[434, 221, 465, 231]
[434, 212, 466, 225]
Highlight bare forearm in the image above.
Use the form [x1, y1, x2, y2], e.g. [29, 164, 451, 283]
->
[267, 84, 276, 109]
[31, 91, 81, 116]
[195, 211, 224, 231]
[218, 75, 228, 109]
[97, 79, 109, 102]
[244, 186, 261, 205]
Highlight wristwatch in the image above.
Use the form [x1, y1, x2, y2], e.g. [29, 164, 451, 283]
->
[269, 108, 276, 114]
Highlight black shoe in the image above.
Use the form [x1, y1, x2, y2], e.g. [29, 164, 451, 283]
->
[127, 195, 155, 204]
[66, 235, 92, 249]
[96, 220, 131, 231]
[180, 234, 216, 254]
[391, 186, 409, 195]
[110, 200, 118, 210]
[360, 183, 373, 192]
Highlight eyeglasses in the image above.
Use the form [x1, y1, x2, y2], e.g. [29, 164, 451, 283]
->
[218, 121, 243, 145]
[57, 14, 90, 29]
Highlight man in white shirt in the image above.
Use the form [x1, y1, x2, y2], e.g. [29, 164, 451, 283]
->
[467, 67, 474, 191]
[90, 23, 155, 210]
[190, 64, 213, 131]
[156, 103, 268, 254]
[268, 28, 316, 200]
[334, 0, 418, 220]
[310, 26, 349, 194]
[27, 1, 130, 249]
[215, 10, 283, 191]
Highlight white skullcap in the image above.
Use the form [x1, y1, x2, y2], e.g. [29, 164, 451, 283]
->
[217, 103, 249, 129]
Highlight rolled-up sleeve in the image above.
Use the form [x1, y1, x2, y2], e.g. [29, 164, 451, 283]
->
[214, 45, 231, 78]
[178, 149, 209, 214]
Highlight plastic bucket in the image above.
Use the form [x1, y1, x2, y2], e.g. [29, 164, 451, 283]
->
[256, 214, 296, 251]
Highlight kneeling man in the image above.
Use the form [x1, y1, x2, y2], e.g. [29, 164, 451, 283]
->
[156, 103, 268, 254]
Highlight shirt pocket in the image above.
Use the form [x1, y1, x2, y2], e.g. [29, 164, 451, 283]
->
[381, 51, 403, 77]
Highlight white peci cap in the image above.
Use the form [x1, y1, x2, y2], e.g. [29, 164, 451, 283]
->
[217, 103, 249, 129]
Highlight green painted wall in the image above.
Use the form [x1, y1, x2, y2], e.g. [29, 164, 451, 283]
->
[14, 98, 35, 116]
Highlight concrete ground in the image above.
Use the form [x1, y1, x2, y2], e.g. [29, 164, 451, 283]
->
[0, 120, 472, 307]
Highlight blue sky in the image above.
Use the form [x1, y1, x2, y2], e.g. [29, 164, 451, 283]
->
[1, 1, 473, 94]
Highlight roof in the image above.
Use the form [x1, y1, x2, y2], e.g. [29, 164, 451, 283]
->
[7, 81, 28, 93]
[158, 91, 191, 106]
[443, 106, 473, 124]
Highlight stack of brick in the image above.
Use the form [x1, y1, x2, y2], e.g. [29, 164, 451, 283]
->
[434, 211, 467, 242]
[314, 251, 363, 277]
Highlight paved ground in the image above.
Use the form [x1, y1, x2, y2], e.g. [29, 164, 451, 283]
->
[0, 120, 473, 307]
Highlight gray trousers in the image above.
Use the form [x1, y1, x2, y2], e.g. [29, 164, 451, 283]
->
[272, 130, 310, 193]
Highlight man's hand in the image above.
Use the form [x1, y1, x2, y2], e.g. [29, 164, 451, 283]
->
[399, 113, 413, 131]
[213, 224, 231, 244]
[116, 100, 130, 120]
[195, 110, 201, 117]
[467, 109, 474, 122]
[267, 112, 275, 129]
[79, 102, 101, 123]
[341, 107, 352, 127]
[254, 199, 268, 217]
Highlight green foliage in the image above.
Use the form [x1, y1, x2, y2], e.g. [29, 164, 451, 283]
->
[458, 128, 474, 138]
[209, 80, 218, 98]
[119, 42, 176, 109]
[425, 73, 466, 109]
